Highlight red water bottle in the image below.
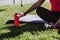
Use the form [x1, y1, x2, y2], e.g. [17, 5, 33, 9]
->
[14, 13, 20, 27]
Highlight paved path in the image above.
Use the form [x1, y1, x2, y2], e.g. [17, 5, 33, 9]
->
[0, 0, 49, 6]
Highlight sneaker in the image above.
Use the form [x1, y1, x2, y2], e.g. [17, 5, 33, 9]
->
[44, 22, 56, 29]
[44, 22, 52, 29]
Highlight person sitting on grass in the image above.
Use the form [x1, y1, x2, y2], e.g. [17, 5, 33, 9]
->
[20, 0, 60, 33]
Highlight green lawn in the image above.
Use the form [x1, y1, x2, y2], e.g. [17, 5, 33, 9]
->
[0, 2, 60, 40]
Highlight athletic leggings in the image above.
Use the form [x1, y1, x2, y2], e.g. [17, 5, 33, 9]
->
[36, 7, 60, 23]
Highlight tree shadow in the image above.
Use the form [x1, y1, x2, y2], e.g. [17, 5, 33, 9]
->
[0, 23, 46, 40]
[0, 9, 6, 11]
[56, 26, 60, 34]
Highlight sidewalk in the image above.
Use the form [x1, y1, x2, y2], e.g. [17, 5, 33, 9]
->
[0, 0, 48, 6]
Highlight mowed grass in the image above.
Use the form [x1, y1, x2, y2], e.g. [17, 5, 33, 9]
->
[0, 2, 60, 40]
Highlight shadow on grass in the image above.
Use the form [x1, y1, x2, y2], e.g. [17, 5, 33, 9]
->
[56, 26, 60, 34]
[0, 23, 46, 40]
[0, 9, 6, 11]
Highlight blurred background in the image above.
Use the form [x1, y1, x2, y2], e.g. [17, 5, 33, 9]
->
[0, 0, 49, 6]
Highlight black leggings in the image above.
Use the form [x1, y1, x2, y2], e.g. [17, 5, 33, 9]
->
[36, 7, 60, 23]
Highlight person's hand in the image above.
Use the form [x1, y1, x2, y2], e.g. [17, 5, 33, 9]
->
[18, 12, 27, 17]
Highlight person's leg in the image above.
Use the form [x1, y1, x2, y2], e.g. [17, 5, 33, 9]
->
[56, 17, 60, 34]
[36, 7, 57, 23]
[36, 7, 59, 29]
[56, 17, 60, 25]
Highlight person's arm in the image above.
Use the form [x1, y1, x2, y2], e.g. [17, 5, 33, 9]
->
[23, 0, 45, 15]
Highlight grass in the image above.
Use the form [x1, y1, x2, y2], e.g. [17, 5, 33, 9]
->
[0, 2, 60, 40]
